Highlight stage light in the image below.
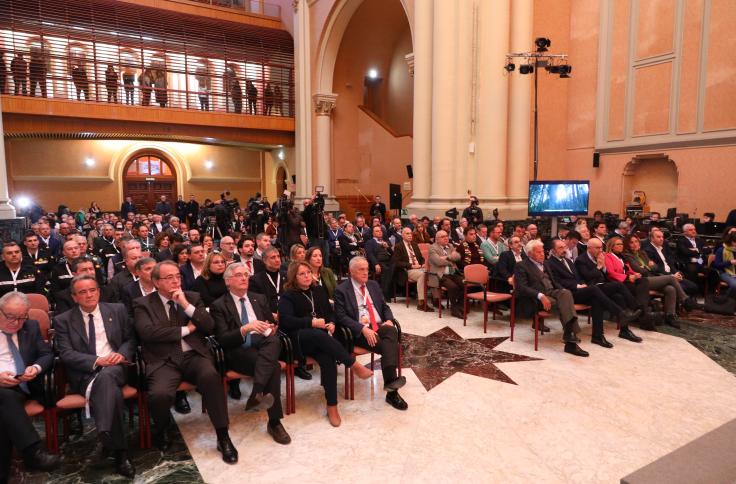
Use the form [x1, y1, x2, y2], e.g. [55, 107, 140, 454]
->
[519, 64, 534, 75]
[504, 62, 515, 72]
[277, 150, 285, 161]
[204, 160, 214, 169]
[17, 196, 31, 209]
[84, 157, 95, 167]
[367, 68, 378, 79]
[535, 37, 551, 52]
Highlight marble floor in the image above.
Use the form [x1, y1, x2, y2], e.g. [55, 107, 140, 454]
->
[174, 302, 736, 484]
[11, 302, 736, 483]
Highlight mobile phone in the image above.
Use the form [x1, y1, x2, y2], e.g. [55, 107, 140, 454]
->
[14, 374, 24, 379]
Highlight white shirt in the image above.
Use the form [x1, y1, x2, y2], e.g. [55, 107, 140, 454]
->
[404, 241, 418, 266]
[81, 305, 113, 361]
[652, 244, 671, 273]
[513, 251, 523, 263]
[0, 331, 43, 376]
[351, 279, 381, 325]
[138, 282, 156, 297]
[230, 292, 257, 323]
[158, 293, 196, 352]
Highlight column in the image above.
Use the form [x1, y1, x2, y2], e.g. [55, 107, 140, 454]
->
[452, 0, 474, 199]
[313, 93, 339, 210]
[293, 0, 313, 199]
[475, 0, 510, 204]
[0, 97, 17, 219]
[406, 0, 432, 208]
[506, 0, 533, 212]
[430, 0, 458, 202]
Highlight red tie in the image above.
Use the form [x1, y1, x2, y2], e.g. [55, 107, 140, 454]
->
[361, 284, 379, 331]
[246, 260, 253, 273]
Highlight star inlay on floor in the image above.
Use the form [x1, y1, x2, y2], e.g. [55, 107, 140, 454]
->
[398, 326, 542, 390]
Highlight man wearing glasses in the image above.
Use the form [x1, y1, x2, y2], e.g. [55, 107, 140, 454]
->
[133, 261, 237, 463]
[0, 292, 59, 480]
[53, 275, 137, 478]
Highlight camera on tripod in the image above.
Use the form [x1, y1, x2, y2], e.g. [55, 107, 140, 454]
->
[313, 186, 326, 212]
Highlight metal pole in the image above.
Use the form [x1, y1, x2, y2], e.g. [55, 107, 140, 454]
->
[533, 59, 539, 181]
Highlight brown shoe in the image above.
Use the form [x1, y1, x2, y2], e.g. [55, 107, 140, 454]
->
[417, 301, 435, 312]
[351, 361, 374, 380]
[326, 405, 341, 427]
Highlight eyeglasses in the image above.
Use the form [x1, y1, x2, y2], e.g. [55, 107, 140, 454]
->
[1, 310, 28, 323]
[160, 274, 182, 281]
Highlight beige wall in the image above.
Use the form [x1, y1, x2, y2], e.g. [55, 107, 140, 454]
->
[6, 139, 266, 212]
[385, 27, 414, 135]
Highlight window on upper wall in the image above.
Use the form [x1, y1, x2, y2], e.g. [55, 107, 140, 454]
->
[126, 156, 173, 176]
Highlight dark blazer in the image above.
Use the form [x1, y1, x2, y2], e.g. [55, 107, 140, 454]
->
[364, 238, 392, 268]
[546, 256, 584, 291]
[391, 239, 425, 270]
[211, 292, 275, 351]
[133, 291, 215, 374]
[192, 274, 227, 308]
[14, 320, 54, 401]
[53, 302, 135, 394]
[109, 269, 135, 303]
[120, 201, 136, 220]
[53, 284, 113, 314]
[575, 252, 607, 285]
[40, 236, 63, 258]
[676, 236, 705, 266]
[248, 270, 286, 314]
[494, 250, 525, 280]
[334, 279, 394, 337]
[239, 257, 265, 275]
[180, 262, 199, 291]
[120, 280, 155, 316]
[513, 258, 554, 318]
[277, 285, 334, 338]
[643, 242, 678, 275]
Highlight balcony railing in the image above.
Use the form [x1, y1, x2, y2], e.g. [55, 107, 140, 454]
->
[186, 0, 281, 18]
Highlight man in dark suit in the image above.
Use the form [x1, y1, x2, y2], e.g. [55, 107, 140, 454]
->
[120, 257, 157, 316]
[108, 247, 142, 303]
[369, 195, 387, 224]
[514, 240, 588, 357]
[643, 228, 699, 296]
[211, 262, 291, 445]
[120, 197, 137, 221]
[133, 261, 237, 463]
[334, 256, 408, 410]
[181, 244, 207, 291]
[53, 275, 136, 478]
[37, 222, 62, 258]
[675, 224, 707, 285]
[186, 195, 200, 229]
[154, 195, 172, 217]
[0, 292, 59, 481]
[392, 227, 431, 311]
[149, 215, 168, 237]
[248, 247, 286, 317]
[364, 225, 394, 298]
[237, 237, 265, 276]
[48, 239, 82, 296]
[547, 239, 641, 347]
[493, 236, 525, 293]
[54, 256, 113, 313]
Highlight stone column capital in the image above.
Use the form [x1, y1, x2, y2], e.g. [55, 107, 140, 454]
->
[404, 52, 415, 78]
[313, 93, 338, 116]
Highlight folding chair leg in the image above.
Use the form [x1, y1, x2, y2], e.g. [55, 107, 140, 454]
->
[534, 315, 540, 351]
[344, 366, 350, 400]
[483, 301, 488, 333]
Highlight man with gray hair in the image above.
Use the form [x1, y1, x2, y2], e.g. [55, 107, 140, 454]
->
[0, 292, 59, 479]
[392, 227, 431, 312]
[675, 223, 707, 284]
[514, 239, 588, 357]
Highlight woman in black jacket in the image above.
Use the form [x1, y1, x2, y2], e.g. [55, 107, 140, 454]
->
[193, 251, 227, 307]
[278, 261, 372, 427]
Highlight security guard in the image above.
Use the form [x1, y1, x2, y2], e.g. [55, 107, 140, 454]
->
[0, 241, 45, 297]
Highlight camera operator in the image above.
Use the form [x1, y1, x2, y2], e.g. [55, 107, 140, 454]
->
[462, 196, 484, 227]
[301, 193, 331, 267]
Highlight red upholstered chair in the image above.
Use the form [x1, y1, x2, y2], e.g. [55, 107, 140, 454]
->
[461, 264, 513, 333]
[28, 309, 51, 341]
[27, 293, 50, 313]
[403, 243, 431, 307]
[341, 322, 403, 401]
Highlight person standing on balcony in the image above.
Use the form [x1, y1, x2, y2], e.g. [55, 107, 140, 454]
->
[70, 57, 90, 101]
[0, 50, 6, 95]
[246, 79, 258, 115]
[195, 65, 210, 111]
[28, 47, 48, 98]
[153, 69, 168, 108]
[139, 68, 153, 106]
[273, 84, 282, 115]
[105, 64, 119, 103]
[264, 82, 274, 115]
[11, 53, 27, 96]
[122, 65, 136, 105]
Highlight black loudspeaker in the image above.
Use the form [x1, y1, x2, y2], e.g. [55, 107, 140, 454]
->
[593, 152, 600, 168]
[389, 184, 402, 210]
[291, 175, 296, 184]
[406, 164, 413, 179]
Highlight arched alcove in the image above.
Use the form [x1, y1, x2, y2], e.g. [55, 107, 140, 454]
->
[622, 155, 679, 214]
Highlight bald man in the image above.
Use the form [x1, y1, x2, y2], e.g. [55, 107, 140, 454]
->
[49, 239, 82, 295]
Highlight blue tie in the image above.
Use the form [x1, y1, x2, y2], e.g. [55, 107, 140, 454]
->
[4, 332, 29, 394]
[239, 297, 252, 348]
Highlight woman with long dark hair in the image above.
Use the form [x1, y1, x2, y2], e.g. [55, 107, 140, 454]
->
[193, 251, 228, 307]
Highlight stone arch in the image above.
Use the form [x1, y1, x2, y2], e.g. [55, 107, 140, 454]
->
[315, 0, 413, 94]
[621, 154, 679, 215]
[110, 143, 191, 206]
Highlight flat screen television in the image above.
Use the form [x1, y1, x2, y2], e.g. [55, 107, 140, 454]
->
[528, 180, 590, 216]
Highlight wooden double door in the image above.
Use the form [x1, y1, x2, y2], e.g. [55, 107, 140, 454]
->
[123, 155, 177, 213]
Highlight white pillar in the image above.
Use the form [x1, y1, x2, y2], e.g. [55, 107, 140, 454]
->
[313, 93, 339, 211]
[429, 0, 458, 202]
[452, 0, 473, 200]
[293, 0, 312, 199]
[0, 98, 17, 219]
[506, 0, 533, 215]
[475, 0, 510, 205]
[407, 0, 433, 208]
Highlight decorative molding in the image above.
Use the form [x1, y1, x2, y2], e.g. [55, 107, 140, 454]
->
[12, 175, 113, 182]
[292, 0, 299, 13]
[404, 52, 415, 77]
[188, 176, 261, 183]
[313, 93, 338, 116]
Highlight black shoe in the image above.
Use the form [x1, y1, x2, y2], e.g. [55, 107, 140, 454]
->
[228, 380, 242, 400]
[591, 335, 613, 348]
[665, 314, 682, 329]
[294, 365, 312, 380]
[115, 454, 136, 479]
[619, 327, 643, 343]
[267, 422, 292, 445]
[216, 436, 238, 464]
[649, 311, 665, 326]
[154, 429, 172, 452]
[619, 309, 641, 324]
[638, 321, 657, 331]
[563, 343, 589, 357]
[23, 448, 60, 472]
[385, 391, 408, 410]
[86, 442, 111, 467]
[384, 376, 406, 391]
[562, 331, 580, 344]
[245, 392, 275, 412]
[533, 323, 551, 333]
[683, 297, 702, 312]
[451, 309, 465, 319]
[174, 392, 191, 414]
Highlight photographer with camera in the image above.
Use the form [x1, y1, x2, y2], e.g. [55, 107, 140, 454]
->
[462, 196, 484, 227]
[301, 191, 331, 267]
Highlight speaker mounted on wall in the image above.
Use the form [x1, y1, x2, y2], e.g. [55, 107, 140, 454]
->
[593, 152, 600, 168]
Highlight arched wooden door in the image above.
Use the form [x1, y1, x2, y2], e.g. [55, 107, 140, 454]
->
[276, 166, 287, 194]
[123, 155, 177, 213]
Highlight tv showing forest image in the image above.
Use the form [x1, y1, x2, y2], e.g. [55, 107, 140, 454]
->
[528, 181, 590, 216]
